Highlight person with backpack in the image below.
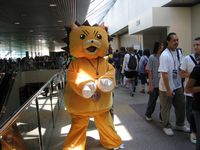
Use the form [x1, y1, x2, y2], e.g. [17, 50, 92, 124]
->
[185, 56, 200, 150]
[138, 49, 150, 93]
[180, 37, 200, 144]
[121, 47, 138, 96]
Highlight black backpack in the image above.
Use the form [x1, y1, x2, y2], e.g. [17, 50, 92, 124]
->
[127, 53, 137, 70]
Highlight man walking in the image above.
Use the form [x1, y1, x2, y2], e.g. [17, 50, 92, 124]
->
[180, 37, 200, 143]
[158, 32, 189, 135]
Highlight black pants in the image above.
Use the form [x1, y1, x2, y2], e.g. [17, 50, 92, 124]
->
[193, 111, 200, 150]
[186, 96, 196, 132]
[145, 88, 159, 117]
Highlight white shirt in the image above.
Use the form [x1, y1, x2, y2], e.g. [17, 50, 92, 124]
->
[158, 48, 182, 91]
[121, 53, 138, 73]
[180, 54, 196, 96]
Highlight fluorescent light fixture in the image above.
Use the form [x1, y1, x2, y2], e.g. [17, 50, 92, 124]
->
[14, 22, 20, 25]
[41, 40, 46, 44]
[49, 4, 56, 7]
[29, 30, 34, 32]
[38, 39, 46, 43]
[57, 20, 63, 23]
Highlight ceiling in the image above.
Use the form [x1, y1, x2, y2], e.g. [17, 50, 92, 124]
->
[86, 0, 117, 25]
[164, 0, 200, 7]
[0, 0, 90, 47]
[0, 0, 117, 52]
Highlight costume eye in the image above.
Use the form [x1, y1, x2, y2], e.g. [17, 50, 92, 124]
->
[80, 34, 85, 40]
[97, 34, 102, 39]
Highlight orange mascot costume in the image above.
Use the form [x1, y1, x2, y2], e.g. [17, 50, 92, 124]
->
[63, 21, 123, 150]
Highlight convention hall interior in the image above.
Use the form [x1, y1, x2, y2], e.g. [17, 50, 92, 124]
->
[0, 0, 200, 150]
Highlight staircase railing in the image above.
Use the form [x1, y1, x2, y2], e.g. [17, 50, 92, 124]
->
[0, 70, 65, 150]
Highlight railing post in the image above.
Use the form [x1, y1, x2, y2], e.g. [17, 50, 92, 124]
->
[35, 97, 43, 150]
[57, 74, 62, 110]
[49, 82, 55, 128]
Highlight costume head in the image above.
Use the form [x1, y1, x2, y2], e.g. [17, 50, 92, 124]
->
[62, 21, 112, 59]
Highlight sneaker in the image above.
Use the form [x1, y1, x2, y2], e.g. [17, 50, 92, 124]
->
[163, 128, 174, 136]
[145, 115, 152, 121]
[140, 89, 145, 94]
[190, 133, 197, 144]
[114, 144, 125, 150]
[174, 125, 190, 133]
[130, 92, 134, 97]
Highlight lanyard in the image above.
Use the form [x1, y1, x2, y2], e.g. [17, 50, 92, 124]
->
[86, 57, 99, 76]
[168, 49, 176, 69]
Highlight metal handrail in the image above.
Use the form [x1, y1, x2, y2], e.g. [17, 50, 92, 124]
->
[0, 72, 60, 136]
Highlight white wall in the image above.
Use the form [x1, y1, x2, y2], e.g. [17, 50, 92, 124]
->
[129, 7, 192, 52]
[128, 0, 171, 20]
[164, 8, 191, 52]
[110, 36, 119, 50]
[129, 9, 153, 34]
[103, 0, 171, 35]
[191, 4, 200, 40]
[153, 7, 191, 52]
[118, 33, 142, 49]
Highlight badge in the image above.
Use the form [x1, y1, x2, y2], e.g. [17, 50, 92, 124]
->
[172, 69, 177, 78]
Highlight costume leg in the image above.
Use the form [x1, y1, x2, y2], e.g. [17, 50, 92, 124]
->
[63, 114, 89, 150]
[94, 111, 122, 149]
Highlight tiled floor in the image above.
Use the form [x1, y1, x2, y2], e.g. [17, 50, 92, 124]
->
[46, 86, 195, 150]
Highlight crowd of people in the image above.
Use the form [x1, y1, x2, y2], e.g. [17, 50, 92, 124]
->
[0, 54, 70, 73]
[108, 33, 200, 150]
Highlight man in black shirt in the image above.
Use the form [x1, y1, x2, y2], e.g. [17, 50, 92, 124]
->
[186, 64, 200, 150]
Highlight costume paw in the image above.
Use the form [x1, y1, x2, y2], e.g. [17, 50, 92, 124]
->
[114, 144, 125, 150]
[82, 81, 96, 98]
[97, 78, 114, 92]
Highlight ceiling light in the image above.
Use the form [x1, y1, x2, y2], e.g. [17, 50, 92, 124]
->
[49, 4, 56, 7]
[57, 20, 63, 23]
[29, 30, 34, 33]
[39, 40, 46, 44]
[14, 22, 20, 25]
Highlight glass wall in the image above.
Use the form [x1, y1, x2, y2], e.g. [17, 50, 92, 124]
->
[0, 40, 49, 59]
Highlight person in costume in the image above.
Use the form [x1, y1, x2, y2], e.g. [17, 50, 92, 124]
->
[62, 21, 124, 150]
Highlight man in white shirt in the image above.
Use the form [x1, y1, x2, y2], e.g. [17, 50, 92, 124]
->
[158, 32, 189, 136]
[180, 37, 200, 143]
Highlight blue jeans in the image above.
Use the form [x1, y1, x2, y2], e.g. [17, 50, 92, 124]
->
[140, 73, 147, 85]
[193, 111, 200, 150]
